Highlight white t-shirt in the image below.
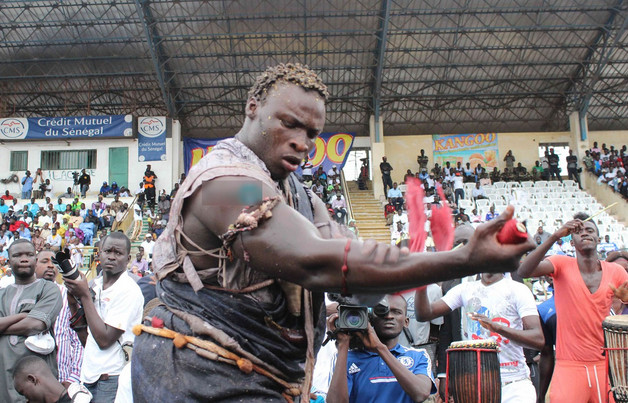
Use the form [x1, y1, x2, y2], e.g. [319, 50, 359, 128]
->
[81, 272, 144, 383]
[441, 278, 538, 382]
[400, 285, 444, 346]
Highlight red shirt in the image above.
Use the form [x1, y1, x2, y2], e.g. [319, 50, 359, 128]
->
[0, 195, 14, 201]
[9, 221, 28, 232]
[548, 254, 628, 361]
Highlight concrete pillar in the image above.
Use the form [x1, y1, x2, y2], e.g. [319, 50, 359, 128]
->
[569, 111, 589, 158]
[171, 119, 182, 187]
[369, 114, 386, 200]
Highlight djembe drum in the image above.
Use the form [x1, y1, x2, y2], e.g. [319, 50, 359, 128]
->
[446, 340, 501, 403]
[603, 315, 628, 402]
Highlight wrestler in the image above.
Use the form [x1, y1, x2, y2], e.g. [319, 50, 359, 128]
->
[131, 63, 534, 402]
[518, 213, 628, 403]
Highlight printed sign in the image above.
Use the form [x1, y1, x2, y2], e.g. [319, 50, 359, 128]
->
[0, 115, 133, 141]
[138, 116, 167, 161]
[432, 133, 499, 169]
[183, 132, 355, 175]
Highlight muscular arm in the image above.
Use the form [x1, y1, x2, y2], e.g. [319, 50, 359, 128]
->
[78, 293, 123, 350]
[184, 178, 534, 294]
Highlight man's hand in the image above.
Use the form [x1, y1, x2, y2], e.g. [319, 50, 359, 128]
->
[554, 219, 583, 239]
[64, 272, 91, 301]
[610, 281, 628, 303]
[464, 205, 536, 273]
[469, 312, 501, 333]
[355, 323, 386, 353]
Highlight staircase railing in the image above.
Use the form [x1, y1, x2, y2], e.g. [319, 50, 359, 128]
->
[340, 171, 354, 222]
[111, 195, 138, 234]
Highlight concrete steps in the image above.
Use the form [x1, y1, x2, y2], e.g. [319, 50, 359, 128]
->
[346, 180, 390, 243]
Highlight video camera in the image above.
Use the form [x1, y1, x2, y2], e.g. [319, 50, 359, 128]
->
[329, 293, 390, 332]
[71, 171, 79, 185]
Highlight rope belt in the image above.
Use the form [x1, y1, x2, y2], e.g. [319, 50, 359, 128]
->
[133, 322, 305, 402]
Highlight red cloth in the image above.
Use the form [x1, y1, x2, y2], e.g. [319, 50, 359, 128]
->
[430, 185, 454, 252]
[9, 220, 28, 232]
[405, 178, 426, 253]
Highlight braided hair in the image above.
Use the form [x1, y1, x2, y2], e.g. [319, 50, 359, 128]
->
[248, 63, 329, 103]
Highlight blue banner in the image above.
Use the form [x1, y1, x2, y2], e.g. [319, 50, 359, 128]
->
[183, 132, 355, 175]
[138, 116, 167, 161]
[0, 115, 133, 141]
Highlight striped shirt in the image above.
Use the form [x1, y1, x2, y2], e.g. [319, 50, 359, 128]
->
[55, 284, 84, 384]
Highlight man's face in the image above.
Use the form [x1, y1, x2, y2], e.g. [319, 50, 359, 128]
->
[572, 221, 599, 251]
[8, 242, 36, 279]
[136, 253, 142, 261]
[605, 235, 610, 243]
[14, 373, 46, 403]
[100, 237, 130, 275]
[35, 251, 58, 281]
[371, 295, 408, 341]
[245, 83, 325, 181]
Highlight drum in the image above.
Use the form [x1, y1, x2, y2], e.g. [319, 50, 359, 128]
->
[446, 340, 501, 403]
[603, 315, 628, 403]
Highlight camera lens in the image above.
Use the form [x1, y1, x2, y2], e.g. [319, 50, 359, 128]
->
[346, 313, 362, 327]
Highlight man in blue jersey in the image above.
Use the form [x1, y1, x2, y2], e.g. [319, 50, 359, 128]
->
[326, 294, 436, 403]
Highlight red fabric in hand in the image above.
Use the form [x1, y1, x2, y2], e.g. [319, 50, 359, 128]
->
[406, 177, 427, 253]
[430, 184, 454, 252]
[497, 219, 528, 244]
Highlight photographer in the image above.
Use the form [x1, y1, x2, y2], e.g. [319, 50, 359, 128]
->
[64, 232, 144, 403]
[77, 169, 91, 198]
[327, 295, 436, 403]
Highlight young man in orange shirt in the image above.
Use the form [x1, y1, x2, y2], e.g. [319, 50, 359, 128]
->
[518, 212, 628, 403]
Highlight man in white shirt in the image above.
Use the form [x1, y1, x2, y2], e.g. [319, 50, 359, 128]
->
[45, 228, 62, 252]
[330, 194, 347, 224]
[416, 273, 543, 403]
[452, 172, 465, 205]
[471, 182, 487, 200]
[140, 234, 155, 261]
[64, 232, 144, 403]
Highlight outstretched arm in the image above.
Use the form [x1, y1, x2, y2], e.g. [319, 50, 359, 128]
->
[184, 177, 535, 294]
[470, 314, 544, 350]
[415, 288, 452, 322]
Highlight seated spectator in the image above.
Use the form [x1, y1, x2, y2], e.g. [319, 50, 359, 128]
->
[79, 217, 96, 246]
[485, 205, 499, 221]
[470, 208, 482, 223]
[61, 187, 73, 199]
[141, 233, 155, 261]
[326, 294, 436, 403]
[46, 228, 62, 252]
[100, 181, 112, 196]
[384, 199, 396, 226]
[110, 182, 120, 195]
[26, 198, 40, 216]
[158, 195, 171, 221]
[455, 208, 470, 225]
[0, 199, 8, 216]
[130, 253, 149, 276]
[79, 203, 88, 218]
[153, 221, 165, 237]
[598, 235, 619, 257]
[110, 195, 123, 213]
[471, 182, 488, 200]
[514, 163, 530, 181]
[474, 164, 485, 179]
[39, 223, 52, 241]
[170, 183, 180, 199]
[69, 210, 84, 228]
[501, 167, 514, 182]
[533, 225, 551, 245]
[392, 209, 409, 232]
[1, 190, 14, 201]
[70, 198, 82, 212]
[314, 166, 327, 183]
[490, 167, 501, 183]
[387, 182, 404, 211]
[31, 229, 45, 252]
[531, 161, 544, 181]
[118, 187, 131, 197]
[330, 194, 347, 224]
[463, 162, 475, 182]
[327, 165, 340, 183]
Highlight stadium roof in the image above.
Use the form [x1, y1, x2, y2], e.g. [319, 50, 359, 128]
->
[1, 0, 627, 138]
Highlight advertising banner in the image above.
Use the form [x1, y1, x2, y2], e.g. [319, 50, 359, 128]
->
[183, 132, 355, 175]
[138, 116, 167, 161]
[0, 115, 133, 141]
[432, 133, 499, 169]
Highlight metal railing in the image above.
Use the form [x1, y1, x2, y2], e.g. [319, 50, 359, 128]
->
[340, 171, 354, 222]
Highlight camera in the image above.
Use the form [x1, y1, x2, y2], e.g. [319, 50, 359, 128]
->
[71, 171, 79, 185]
[53, 249, 80, 280]
[330, 294, 390, 332]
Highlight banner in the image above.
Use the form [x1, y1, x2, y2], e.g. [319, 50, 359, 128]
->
[432, 133, 499, 169]
[183, 132, 355, 175]
[138, 116, 167, 161]
[0, 115, 133, 141]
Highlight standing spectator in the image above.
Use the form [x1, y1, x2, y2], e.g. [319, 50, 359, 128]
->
[417, 148, 429, 170]
[504, 150, 516, 170]
[582, 150, 595, 173]
[0, 240, 62, 401]
[35, 250, 84, 387]
[540, 151, 550, 180]
[21, 171, 34, 199]
[547, 148, 562, 182]
[64, 233, 144, 403]
[452, 172, 464, 205]
[157, 194, 171, 221]
[143, 165, 157, 209]
[135, 182, 146, 207]
[566, 149, 582, 189]
[387, 182, 404, 211]
[77, 169, 91, 198]
[380, 156, 393, 195]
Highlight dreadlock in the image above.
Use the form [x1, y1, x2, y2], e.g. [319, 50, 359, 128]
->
[247, 63, 329, 103]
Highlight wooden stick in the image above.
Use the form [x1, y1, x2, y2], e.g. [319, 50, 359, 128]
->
[584, 202, 618, 222]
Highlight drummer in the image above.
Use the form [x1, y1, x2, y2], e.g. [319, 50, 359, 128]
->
[416, 270, 543, 402]
[518, 213, 628, 403]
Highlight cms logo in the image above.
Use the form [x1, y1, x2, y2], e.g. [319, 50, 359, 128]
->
[138, 117, 165, 138]
[0, 118, 28, 139]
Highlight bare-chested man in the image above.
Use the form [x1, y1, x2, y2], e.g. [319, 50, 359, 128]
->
[131, 63, 534, 402]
